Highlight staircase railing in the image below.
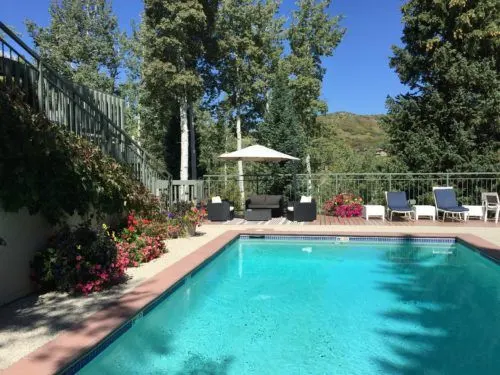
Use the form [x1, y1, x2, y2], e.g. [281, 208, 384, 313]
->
[0, 21, 170, 193]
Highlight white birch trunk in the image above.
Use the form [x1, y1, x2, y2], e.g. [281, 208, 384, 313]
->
[306, 153, 312, 194]
[236, 114, 245, 207]
[179, 97, 189, 201]
[188, 102, 197, 180]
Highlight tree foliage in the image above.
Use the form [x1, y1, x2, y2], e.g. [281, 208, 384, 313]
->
[26, 0, 122, 94]
[287, 0, 345, 136]
[258, 67, 306, 194]
[383, 0, 500, 172]
[214, 0, 283, 125]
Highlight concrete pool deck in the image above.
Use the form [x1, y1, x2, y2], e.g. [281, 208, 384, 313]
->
[1, 223, 500, 374]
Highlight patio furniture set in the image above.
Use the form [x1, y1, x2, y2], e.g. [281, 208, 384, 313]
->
[207, 195, 317, 222]
[207, 189, 500, 223]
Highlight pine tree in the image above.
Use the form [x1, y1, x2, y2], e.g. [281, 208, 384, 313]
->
[383, 0, 500, 172]
[259, 67, 306, 196]
[26, 0, 122, 93]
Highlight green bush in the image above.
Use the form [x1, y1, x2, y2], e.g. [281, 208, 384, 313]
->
[30, 224, 129, 294]
[0, 86, 157, 223]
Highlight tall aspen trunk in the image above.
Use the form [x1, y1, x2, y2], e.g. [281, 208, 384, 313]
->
[306, 153, 312, 194]
[188, 102, 197, 180]
[179, 97, 189, 201]
[224, 129, 228, 190]
[236, 114, 245, 207]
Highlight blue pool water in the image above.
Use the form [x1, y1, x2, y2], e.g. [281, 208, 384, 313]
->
[77, 238, 500, 374]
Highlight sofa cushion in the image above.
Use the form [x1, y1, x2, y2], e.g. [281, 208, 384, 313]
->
[247, 195, 267, 206]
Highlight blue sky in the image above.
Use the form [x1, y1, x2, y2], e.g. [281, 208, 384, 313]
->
[3, 0, 407, 114]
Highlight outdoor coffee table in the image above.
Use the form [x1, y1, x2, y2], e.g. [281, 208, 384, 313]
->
[245, 209, 272, 221]
[463, 205, 484, 220]
[414, 205, 436, 221]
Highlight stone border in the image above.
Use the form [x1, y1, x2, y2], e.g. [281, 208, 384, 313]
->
[4, 230, 499, 374]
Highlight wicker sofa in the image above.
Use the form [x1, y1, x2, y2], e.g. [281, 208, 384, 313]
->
[245, 195, 284, 218]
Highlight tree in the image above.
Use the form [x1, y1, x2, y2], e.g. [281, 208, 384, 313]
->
[383, 0, 500, 172]
[287, 0, 345, 186]
[215, 0, 283, 204]
[142, 0, 207, 186]
[26, 0, 122, 93]
[258, 66, 306, 196]
[119, 21, 143, 141]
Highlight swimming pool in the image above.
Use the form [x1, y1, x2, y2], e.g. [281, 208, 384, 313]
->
[72, 235, 500, 374]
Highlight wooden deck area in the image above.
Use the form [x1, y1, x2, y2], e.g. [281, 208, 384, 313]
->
[208, 215, 499, 227]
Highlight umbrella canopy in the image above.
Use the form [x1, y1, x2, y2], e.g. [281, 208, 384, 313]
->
[219, 144, 300, 162]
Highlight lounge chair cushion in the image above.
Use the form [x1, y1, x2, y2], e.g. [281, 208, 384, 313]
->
[443, 206, 469, 212]
[300, 196, 312, 203]
[387, 192, 411, 211]
[434, 189, 458, 209]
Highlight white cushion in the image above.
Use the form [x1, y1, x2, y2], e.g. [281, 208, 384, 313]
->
[300, 196, 312, 203]
[287, 206, 294, 212]
[229, 206, 235, 211]
[212, 196, 222, 204]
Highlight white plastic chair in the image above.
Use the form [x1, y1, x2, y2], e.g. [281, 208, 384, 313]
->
[482, 192, 499, 224]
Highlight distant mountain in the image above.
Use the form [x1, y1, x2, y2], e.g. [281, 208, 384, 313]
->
[316, 112, 387, 152]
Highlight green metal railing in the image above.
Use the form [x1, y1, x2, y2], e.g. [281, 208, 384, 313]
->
[203, 172, 500, 212]
[0, 22, 169, 192]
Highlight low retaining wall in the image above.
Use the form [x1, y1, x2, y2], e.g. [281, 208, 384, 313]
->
[0, 208, 121, 305]
[0, 208, 53, 305]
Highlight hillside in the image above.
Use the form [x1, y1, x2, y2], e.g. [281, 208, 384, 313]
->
[316, 112, 387, 152]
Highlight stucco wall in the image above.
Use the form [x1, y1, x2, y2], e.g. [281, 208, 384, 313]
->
[0, 208, 53, 305]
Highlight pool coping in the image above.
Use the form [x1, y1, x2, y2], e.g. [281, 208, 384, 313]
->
[4, 230, 500, 375]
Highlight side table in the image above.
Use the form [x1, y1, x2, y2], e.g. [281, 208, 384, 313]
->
[364, 205, 385, 221]
[414, 205, 436, 221]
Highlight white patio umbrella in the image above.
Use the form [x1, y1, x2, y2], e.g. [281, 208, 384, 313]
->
[219, 144, 300, 162]
[219, 144, 300, 206]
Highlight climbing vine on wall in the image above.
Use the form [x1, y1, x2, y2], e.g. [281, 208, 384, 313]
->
[0, 86, 155, 224]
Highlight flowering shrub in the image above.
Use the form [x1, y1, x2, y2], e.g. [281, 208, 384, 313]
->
[323, 193, 363, 217]
[183, 206, 207, 227]
[30, 224, 128, 295]
[163, 202, 207, 235]
[116, 211, 167, 266]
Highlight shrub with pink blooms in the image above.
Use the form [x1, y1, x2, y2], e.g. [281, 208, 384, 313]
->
[323, 193, 363, 217]
[30, 224, 128, 295]
[116, 211, 168, 267]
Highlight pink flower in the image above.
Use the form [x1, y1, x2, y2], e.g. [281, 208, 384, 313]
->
[76, 255, 82, 261]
